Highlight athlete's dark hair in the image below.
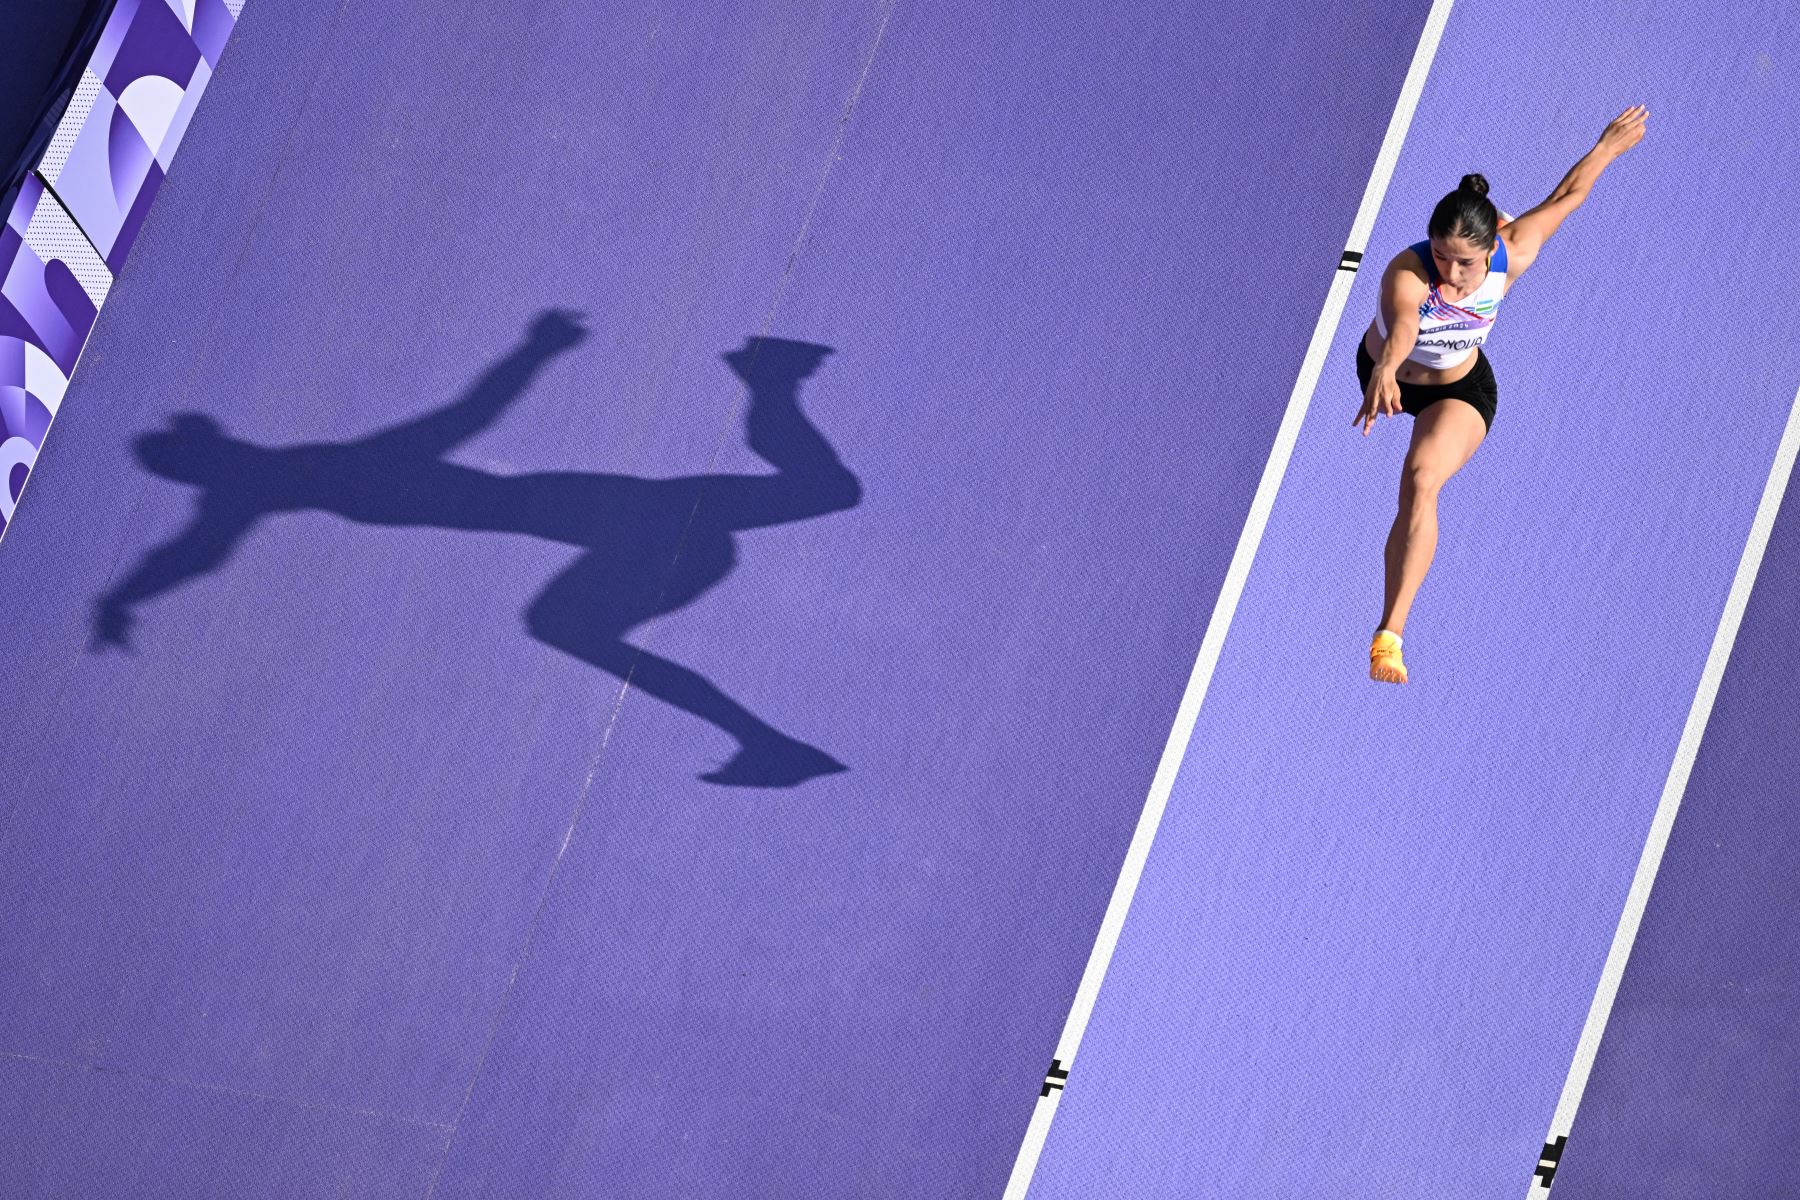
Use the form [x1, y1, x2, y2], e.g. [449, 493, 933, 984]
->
[1428, 173, 1498, 250]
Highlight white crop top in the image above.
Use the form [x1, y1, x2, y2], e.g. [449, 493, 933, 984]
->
[1375, 232, 1509, 369]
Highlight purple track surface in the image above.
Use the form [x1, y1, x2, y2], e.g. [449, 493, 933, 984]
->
[11, 1, 1795, 1196]
[1, 1, 1431, 1196]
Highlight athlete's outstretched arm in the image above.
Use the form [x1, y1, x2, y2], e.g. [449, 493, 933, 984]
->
[354, 310, 586, 459]
[1505, 105, 1649, 270]
[92, 497, 260, 650]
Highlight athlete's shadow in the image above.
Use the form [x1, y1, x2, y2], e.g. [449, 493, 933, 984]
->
[94, 311, 861, 788]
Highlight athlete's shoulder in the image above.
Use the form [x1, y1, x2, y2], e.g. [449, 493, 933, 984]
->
[1382, 245, 1431, 294]
[1495, 227, 1536, 279]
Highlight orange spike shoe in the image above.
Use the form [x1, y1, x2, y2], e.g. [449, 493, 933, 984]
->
[1370, 629, 1408, 684]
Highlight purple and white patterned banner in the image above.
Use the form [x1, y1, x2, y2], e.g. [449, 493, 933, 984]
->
[0, 175, 110, 532]
[37, 0, 242, 271]
[0, 0, 243, 541]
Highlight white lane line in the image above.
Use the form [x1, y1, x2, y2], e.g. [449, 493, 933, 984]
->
[1528, 382, 1800, 1194]
[1000, 3, 1459, 1195]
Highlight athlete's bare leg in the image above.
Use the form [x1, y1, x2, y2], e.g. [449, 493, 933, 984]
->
[1371, 396, 1487, 683]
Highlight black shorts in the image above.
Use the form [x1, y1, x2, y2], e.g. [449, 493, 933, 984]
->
[1356, 338, 1498, 432]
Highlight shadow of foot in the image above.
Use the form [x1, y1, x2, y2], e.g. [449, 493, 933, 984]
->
[699, 732, 849, 789]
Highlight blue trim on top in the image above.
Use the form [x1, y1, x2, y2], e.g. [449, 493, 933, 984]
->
[1408, 239, 1438, 284]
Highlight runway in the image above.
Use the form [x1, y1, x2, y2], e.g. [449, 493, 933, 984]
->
[2, 1, 1796, 1196]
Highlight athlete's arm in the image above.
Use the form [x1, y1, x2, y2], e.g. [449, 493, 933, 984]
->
[1500, 156, 1601, 273]
[1356, 254, 1426, 435]
[1372, 253, 1427, 376]
[1501, 105, 1648, 275]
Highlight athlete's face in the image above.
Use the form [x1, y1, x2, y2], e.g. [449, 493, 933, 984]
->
[1430, 235, 1489, 294]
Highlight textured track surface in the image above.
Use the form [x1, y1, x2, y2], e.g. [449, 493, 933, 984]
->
[0, 1, 1428, 1195]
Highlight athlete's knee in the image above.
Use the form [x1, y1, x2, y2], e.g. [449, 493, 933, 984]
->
[1399, 460, 1447, 503]
[1403, 438, 1466, 497]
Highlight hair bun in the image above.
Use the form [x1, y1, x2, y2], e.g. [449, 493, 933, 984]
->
[1459, 173, 1490, 197]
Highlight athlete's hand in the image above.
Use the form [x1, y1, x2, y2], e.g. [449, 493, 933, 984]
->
[1596, 105, 1648, 158]
[1354, 370, 1401, 436]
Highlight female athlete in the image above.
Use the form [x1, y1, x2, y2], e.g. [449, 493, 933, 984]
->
[1355, 104, 1650, 683]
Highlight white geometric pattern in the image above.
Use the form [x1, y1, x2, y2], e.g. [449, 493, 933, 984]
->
[24, 342, 70, 414]
[23, 192, 112, 307]
[37, 71, 103, 186]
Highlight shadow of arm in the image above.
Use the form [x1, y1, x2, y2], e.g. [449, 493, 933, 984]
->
[92, 499, 258, 649]
[353, 312, 585, 460]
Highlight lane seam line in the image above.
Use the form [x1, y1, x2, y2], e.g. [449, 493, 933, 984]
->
[420, 7, 899, 1195]
[0, 1049, 454, 1135]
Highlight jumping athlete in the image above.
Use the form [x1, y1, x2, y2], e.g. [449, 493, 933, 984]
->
[1355, 104, 1650, 683]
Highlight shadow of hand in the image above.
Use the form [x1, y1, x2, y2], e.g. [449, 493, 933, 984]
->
[90, 598, 135, 653]
[529, 310, 588, 352]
